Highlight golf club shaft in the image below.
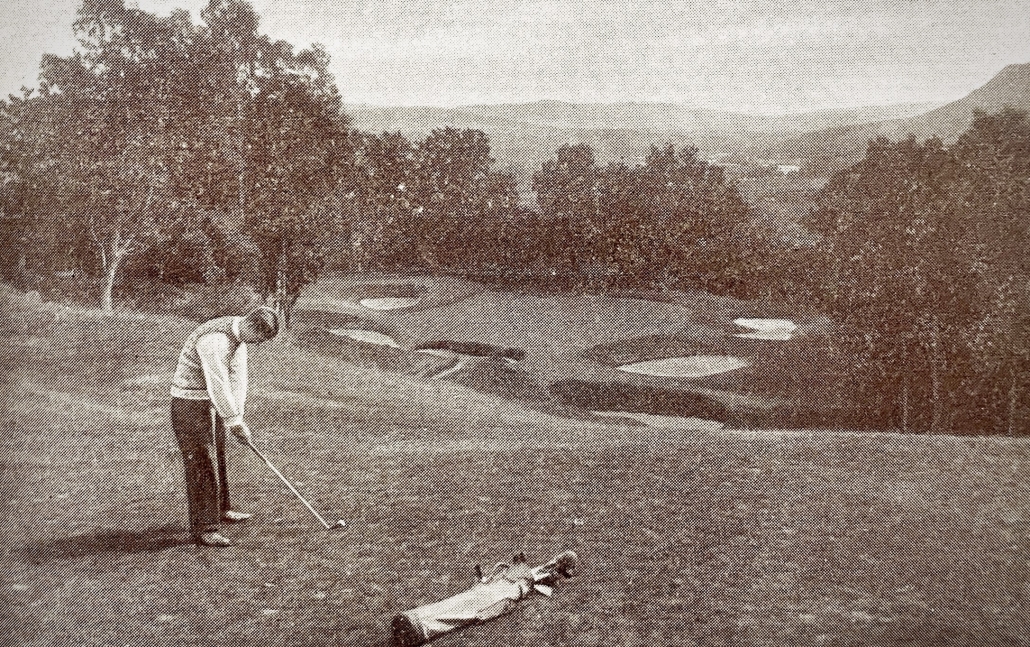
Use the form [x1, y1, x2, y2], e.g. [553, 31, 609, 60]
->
[246, 440, 333, 529]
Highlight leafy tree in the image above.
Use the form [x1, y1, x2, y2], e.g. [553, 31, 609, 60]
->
[344, 130, 418, 271]
[533, 143, 768, 294]
[239, 40, 351, 324]
[0, 90, 60, 283]
[948, 109, 1030, 434]
[365, 127, 517, 274]
[809, 135, 987, 432]
[408, 127, 497, 269]
[38, 1, 202, 313]
[630, 144, 761, 295]
[193, 0, 261, 221]
[533, 144, 602, 283]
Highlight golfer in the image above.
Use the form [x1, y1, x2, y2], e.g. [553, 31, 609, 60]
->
[170, 306, 279, 547]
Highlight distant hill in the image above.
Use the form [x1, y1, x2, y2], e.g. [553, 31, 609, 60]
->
[770, 63, 1030, 173]
[344, 100, 940, 179]
[345, 100, 940, 138]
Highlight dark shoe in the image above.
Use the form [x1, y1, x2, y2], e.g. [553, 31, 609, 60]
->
[196, 531, 232, 547]
[222, 510, 253, 523]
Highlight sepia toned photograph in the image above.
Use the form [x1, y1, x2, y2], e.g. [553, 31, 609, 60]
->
[2, 1, 1029, 645]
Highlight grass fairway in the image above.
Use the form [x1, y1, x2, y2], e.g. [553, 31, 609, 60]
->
[3, 289, 1030, 646]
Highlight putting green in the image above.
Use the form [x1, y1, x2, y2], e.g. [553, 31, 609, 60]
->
[618, 355, 748, 378]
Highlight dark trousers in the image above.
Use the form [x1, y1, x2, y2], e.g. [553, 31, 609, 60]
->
[171, 397, 233, 535]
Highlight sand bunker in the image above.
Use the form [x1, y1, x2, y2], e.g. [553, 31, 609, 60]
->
[359, 297, 421, 310]
[414, 348, 455, 358]
[328, 329, 400, 348]
[618, 355, 748, 378]
[733, 318, 797, 340]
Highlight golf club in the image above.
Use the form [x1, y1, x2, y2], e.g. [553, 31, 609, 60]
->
[245, 439, 346, 531]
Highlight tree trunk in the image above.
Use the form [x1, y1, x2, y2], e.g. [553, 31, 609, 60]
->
[101, 248, 125, 315]
[274, 239, 290, 328]
[14, 243, 28, 289]
[900, 341, 909, 433]
[928, 314, 945, 434]
[901, 377, 909, 434]
[100, 228, 134, 315]
[1008, 367, 1018, 437]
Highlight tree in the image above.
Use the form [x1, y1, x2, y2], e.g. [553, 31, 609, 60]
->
[533, 144, 602, 283]
[193, 0, 261, 222]
[407, 127, 496, 269]
[239, 39, 351, 324]
[39, 1, 202, 313]
[809, 135, 982, 432]
[630, 144, 760, 295]
[338, 131, 417, 271]
[532, 143, 766, 294]
[949, 109, 1030, 434]
[0, 90, 61, 284]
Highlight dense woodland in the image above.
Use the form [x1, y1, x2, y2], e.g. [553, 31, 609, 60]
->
[2, 0, 1029, 435]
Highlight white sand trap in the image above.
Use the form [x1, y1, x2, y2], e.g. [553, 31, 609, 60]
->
[328, 329, 400, 348]
[359, 297, 421, 310]
[618, 355, 748, 378]
[591, 411, 725, 430]
[733, 318, 797, 340]
[414, 348, 456, 358]
[414, 349, 465, 379]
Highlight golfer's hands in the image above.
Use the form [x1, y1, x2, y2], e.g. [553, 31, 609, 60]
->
[228, 423, 253, 446]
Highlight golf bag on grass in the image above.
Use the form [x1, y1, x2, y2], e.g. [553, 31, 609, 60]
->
[391, 550, 579, 647]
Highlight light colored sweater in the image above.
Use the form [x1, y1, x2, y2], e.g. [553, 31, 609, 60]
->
[170, 316, 248, 427]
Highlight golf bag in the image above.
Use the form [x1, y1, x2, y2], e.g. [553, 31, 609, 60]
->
[391, 550, 579, 647]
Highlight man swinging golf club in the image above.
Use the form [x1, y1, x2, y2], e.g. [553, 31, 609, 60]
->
[170, 306, 279, 547]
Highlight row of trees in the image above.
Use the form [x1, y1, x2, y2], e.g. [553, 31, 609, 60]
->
[1, 0, 350, 319]
[1, 0, 788, 321]
[344, 136, 783, 298]
[808, 108, 1030, 434]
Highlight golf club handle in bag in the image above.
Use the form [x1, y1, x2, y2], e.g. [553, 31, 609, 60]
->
[391, 550, 579, 647]
[245, 440, 333, 529]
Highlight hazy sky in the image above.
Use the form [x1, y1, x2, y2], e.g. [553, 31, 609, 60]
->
[3, 0, 1028, 114]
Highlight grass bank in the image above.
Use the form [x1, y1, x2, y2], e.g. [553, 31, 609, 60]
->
[2, 288, 1030, 646]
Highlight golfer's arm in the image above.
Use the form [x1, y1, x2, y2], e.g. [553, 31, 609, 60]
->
[231, 343, 247, 420]
[196, 334, 245, 427]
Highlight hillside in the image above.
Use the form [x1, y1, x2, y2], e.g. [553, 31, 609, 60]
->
[3, 287, 1030, 646]
[344, 100, 940, 176]
[772, 62, 1030, 173]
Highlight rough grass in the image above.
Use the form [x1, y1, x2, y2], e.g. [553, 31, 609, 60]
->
[3, 286, 1030, 647]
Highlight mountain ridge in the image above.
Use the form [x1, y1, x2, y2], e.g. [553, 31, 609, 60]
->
[770, 62, 1030, 172]
[343, 63, 1029, 176]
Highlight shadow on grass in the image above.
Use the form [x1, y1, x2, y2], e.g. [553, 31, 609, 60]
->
[550, 379, 730, 421]
[18, 525, 186, 562]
